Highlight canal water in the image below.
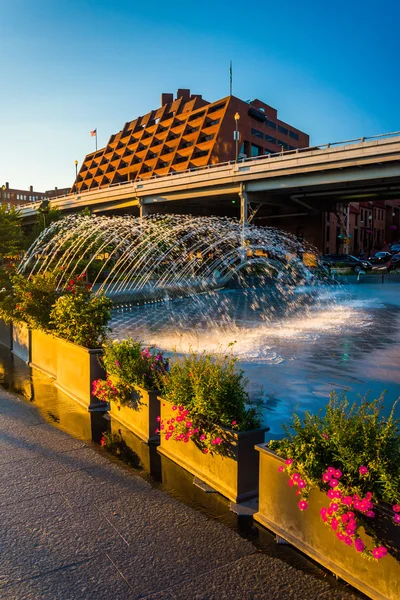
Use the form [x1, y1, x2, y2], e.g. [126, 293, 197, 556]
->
[110, 283, 400, 436]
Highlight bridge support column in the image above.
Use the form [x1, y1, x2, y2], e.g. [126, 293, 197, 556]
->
[239, 185, 248, 225]
[139, 199, 149, 219]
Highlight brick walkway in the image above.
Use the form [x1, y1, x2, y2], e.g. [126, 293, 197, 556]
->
[0, 388, 363, 600]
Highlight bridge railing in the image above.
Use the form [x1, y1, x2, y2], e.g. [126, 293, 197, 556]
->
[15, 130, 400, 214]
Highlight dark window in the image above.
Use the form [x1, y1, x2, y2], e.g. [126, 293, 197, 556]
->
[277, 140, 288, 150]
[251, 128, 264, 139]
[278, 125, 288, 135]
[208, 103, 225, 114]
[188, 111, 205, 122]
[289, 131, 299, 140]
[251, 144, 262, 157]
[289, 145, 296, 150]
[207, 118, 220, 126]
[265, 135, 276, 144]
[326, 226, 330, 242]
[266, 119, 276, 129]
[264, 149, 273, 155]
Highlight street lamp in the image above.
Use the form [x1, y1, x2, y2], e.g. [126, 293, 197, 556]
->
[234, 112, 240, 163]
[74, 160, 79, 193]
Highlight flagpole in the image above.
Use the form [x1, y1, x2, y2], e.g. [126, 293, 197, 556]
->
[95, 130, 98, 151]
[230, 60, 232, 96]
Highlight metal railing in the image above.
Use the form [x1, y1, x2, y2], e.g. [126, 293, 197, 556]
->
[15, 130, 400, 213]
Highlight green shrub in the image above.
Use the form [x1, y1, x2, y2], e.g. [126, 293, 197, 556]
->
[50, 276, 112, 348]
[156, 350, 260, 454]
[269, 393, 400, 560]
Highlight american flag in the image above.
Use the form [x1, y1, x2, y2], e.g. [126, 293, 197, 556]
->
[90, 129, 97, 137]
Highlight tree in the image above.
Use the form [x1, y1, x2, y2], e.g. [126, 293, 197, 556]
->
[0, 204, 23, 261]
[23, 202, 61, 250]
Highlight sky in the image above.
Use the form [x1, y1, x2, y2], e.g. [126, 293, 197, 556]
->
[0, 0, 399, 192]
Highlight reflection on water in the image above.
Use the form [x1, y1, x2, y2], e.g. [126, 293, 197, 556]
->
[111, 284, 400, 436]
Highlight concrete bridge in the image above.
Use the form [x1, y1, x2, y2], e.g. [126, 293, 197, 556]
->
[20, 131, 400, 226]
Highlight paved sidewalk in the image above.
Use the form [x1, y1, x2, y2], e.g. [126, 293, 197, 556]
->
[0, 389, 362, 600]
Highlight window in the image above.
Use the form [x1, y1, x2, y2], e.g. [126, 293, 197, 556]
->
[289, 145, 296, 150]
[265, 135, 276, 144]
[207, 118, 220, 126]
[326, 225, 330, 242]
[251, 144, 262, 157]
[277, 140, 288, 150]
[289, 131, 299, 140]
[278, 125, 288, 135]
[266, 119, 276, 129]
[264, 149, 274, 155]
[251, 128, 264, 139]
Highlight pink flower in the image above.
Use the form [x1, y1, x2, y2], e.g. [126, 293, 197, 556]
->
[354, 539, 365, 552]
[334, 470, 342, 479]
[359, 465, 368, 476]
[394, 514, 400, 524]
[172, 406, 177, 411]
[178, 405, 184, 411]
[373, 546, 387, 560]
[333, 491, 342, 499]
[186, 421, 192, 428]
[322, 473, 331, 483]
[327, 490, 335, 499]
[168, 425, 174, 431]
[285, 459, 293, 465]
[320, 508, 328, 522]
[327, 467, 336, 475]
[321, 433, 329, 439]
[298, 480, 306, 489]
[298, 500, 308, 511]
[115, 360, 120, 368]
[365, 492, 373, 501]
[278, 466, 285, 473]
[200, 434, 206, 441]
[329, 503, 339, 512]
[292, 473, 301, 482]
[342, 496, 353, 506]
[155, 428, 159, 434]
[203, 448, 209, 454]
[156, 416, 161, 422]
[393, 504, 400, 513]
[336, 532, 345, 541]
[288, 479, 294, 487]
[329, 479, 339, 488]
[341, 514, 349, 523]
[231, 420, 237, 426]
[344, 537, 353, 547]
[331, 517, 339, 530]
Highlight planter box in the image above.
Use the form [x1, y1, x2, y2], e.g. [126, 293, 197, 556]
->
[108, 386, 160, 444]
[12, 322, 31, 363]
[54, 337, 106, 411]
[157, 400, 267, 503]
[0, 318, 12, 350]
[254, 445, 400, 600]
[30, 329, 58, 378]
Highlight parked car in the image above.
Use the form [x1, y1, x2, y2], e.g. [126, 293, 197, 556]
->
[368, 251, 392, 264]
[387, 253, 400, 271]
[321, 254, 372, 272]
[390, 243, 400, 255]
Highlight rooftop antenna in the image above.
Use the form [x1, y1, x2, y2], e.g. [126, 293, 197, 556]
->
[230, 60, 232, 96]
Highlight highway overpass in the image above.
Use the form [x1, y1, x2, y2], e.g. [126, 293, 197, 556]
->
[19, 131, 400, 228]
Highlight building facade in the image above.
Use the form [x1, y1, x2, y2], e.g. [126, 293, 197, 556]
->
[73, 89, 309, 193]
[0, 183, 70, 207]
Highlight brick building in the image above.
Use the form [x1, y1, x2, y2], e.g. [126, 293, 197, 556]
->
[73, 89, 309, 193]
[0, 182, 70, 207]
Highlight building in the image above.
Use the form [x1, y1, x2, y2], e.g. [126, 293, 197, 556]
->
[0, 183, 70, 208]
[322, 199, 400, 256]
[73, 89, 309, 193]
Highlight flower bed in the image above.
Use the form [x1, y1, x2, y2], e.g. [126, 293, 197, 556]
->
[155, 350, 266, 502]
[158, 399, 267, 502]
[55, 337, 105, 411]
[92, 339, 168, 442]
[254, 394, 400, 599]
[30, 329, 57, 378]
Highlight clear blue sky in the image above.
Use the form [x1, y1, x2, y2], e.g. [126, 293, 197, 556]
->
[1, 0, 398, 192]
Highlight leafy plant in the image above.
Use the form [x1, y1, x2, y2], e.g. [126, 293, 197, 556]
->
[0, 205, 23, 260]
[92, 339, 169, 406]
[11, 271, 62, 330]
[50, 275, 112, 348]
[156, 350, 260, 454]
[269, 392, 400, 560]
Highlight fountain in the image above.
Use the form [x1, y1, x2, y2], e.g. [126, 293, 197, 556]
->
[19, 214, 323, 303]
[20, 214, 400, 432]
